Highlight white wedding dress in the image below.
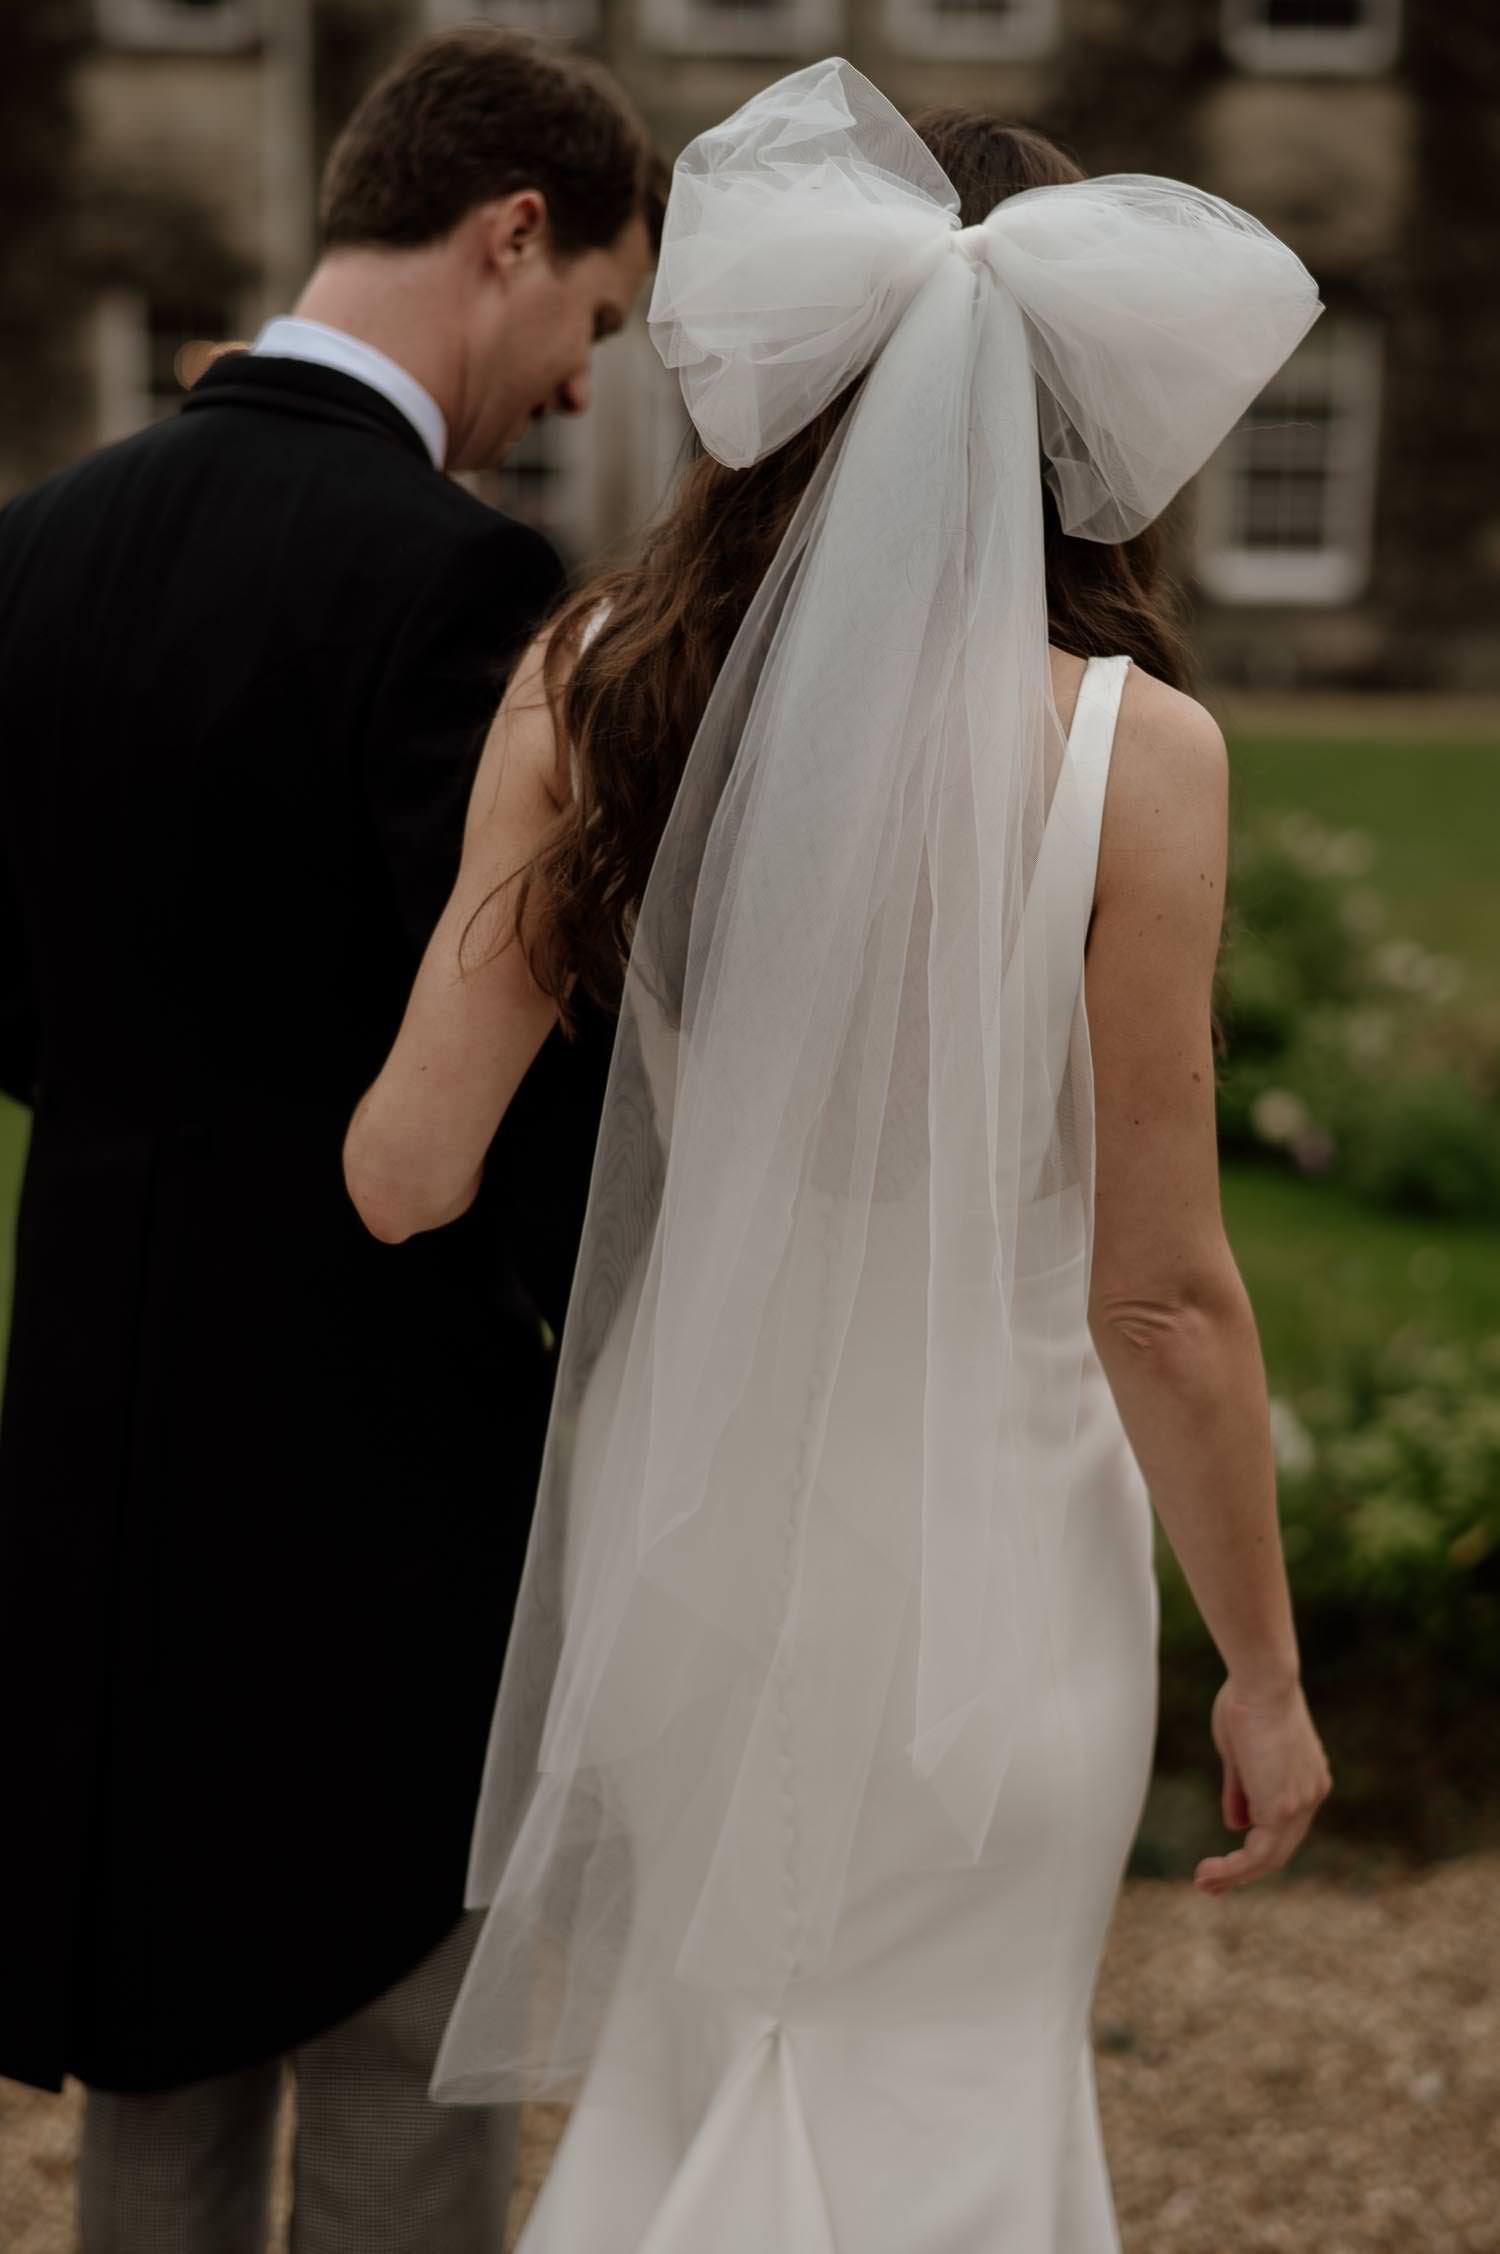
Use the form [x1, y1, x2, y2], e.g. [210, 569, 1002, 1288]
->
[512, 654, 1158, 2254]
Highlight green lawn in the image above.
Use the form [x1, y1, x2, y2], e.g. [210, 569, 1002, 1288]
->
[1222, 724, 1500, 1379]
[1223, 1161, 1500, 1387]
[1227, 731, 1500, 969]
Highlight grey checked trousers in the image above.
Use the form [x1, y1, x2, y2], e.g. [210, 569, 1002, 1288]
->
[77, 1914, 517, 2254]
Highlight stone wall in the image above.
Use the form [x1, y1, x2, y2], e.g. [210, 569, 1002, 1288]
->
[0, 1, 91, 495]
[1381, 1, 1500, 687]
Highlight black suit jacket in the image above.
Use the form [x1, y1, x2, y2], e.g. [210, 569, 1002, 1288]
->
[0, 355, 613, 2092]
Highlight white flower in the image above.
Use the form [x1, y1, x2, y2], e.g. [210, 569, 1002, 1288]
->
[1269, 1397, 1316, 1481]
[1325, 828, 1376, 878]
[1343, 1008, 1393, 1068]
[1251, 1087, 1311, 1146]
[1373, 939, 1431, 993]
[1339, 886, 1385, 939]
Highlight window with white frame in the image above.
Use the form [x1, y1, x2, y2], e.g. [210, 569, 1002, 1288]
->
[885, 0, 1057, 64]
[423, 0, 600, 44]
[642, 0, 840, 60]
[1195, 316, 1382, 607]
[1221, 0, 1401, 75]
[97, 0, 260, 54]
[94, 292, 240, 445]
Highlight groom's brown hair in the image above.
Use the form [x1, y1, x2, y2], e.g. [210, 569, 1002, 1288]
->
[320, 26, 665, 259]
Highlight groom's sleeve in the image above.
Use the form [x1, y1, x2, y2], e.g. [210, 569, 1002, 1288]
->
[0, 508, 39, 1108]
[0, 843, 39, 1110]
[363, 512, 567, 951]
[489, 1000, 618, 1338]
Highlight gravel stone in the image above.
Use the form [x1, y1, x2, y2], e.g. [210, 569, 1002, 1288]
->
[3, 1858, 1495, 2252]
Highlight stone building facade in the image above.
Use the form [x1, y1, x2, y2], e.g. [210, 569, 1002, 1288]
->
[6, 0, 1498, 687]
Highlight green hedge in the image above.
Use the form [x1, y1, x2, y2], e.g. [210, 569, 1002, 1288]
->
[1217, 809, 1500, 1222]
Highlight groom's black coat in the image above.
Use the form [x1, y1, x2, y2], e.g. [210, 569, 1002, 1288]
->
[0, 355, 612, 2093]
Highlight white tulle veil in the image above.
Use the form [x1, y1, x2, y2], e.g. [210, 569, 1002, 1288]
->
[433, 58, 1320, 2103]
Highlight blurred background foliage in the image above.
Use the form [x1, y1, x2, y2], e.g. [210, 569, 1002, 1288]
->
[1141, 719, 1500, 1876]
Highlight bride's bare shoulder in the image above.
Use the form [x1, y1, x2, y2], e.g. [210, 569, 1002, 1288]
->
[462, 625, 572, 845]
[1102, 663, 1228, 867]
[498, 600, 607, 813]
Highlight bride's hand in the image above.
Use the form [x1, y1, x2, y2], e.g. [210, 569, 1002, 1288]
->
[1194, 1676, 1332, 1897]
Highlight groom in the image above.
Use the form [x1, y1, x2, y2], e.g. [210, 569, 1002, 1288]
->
[0, 27, 657, 2252]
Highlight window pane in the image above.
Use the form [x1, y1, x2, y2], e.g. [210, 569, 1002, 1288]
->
[98, 0, 258, 48]
[1227, 373, 1335, 553]
[1237, 471, 1329, 549]
[1261, 0, 1366, 25]
[885, 0, 1055, 60]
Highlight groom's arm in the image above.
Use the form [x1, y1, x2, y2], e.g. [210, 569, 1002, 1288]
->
[0, 510, 39, 1107]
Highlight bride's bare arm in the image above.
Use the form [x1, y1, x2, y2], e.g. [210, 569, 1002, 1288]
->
[344, 637, 566, 1243]
[1084, 670, 1331, 1894]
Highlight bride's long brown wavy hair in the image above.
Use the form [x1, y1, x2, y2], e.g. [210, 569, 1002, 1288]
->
[508, 109, 1195, 1028]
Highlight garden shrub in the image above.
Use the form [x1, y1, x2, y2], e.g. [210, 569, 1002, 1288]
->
[1153, 1330, 1500, 1858]
[1218, 813, 1499, 1223]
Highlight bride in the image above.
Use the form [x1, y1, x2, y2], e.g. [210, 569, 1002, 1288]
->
[346, 60, 1332, 2252]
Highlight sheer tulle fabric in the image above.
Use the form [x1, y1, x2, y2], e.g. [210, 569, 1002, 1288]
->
[433, 59, 1320, 2103]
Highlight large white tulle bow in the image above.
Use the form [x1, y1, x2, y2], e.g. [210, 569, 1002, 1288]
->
[651, 57, 1322, 537]
[435, 60, 1322, 2107]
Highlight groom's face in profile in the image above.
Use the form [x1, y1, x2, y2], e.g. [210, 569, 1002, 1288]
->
[453, 196, 654, 474]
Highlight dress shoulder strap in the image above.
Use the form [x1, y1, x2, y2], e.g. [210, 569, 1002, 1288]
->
[1029, 653, 1133, 965]
[1065, 652, 1132, 890]
[567, 603, 614, 794]
[579, 601, 611, 655]
[1011, 654, 1133, 1199]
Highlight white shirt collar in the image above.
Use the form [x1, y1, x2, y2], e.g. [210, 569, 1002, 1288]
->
[251, 317, 449, 470]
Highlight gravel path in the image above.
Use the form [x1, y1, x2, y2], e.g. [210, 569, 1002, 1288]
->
[4, 1857, 1495, 2252]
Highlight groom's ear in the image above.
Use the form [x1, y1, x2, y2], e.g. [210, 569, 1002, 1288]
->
[480, 189, 552, 283]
